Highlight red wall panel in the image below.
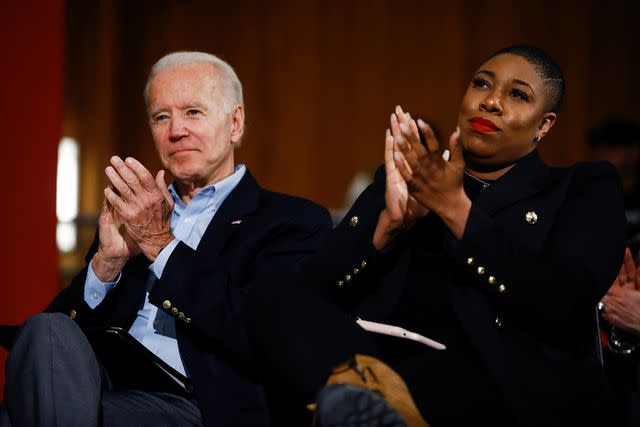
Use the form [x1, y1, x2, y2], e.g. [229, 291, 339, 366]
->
[0, 1, 65, 400]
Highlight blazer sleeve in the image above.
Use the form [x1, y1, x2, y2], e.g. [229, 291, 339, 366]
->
[449, 162, 626, 339]
[148, 201, 333, 368]
[45, 234, 150, 328]
[304, 166, 402, 308]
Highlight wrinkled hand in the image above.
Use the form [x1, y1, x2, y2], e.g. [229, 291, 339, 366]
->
[393, 116, 471, 239]
[103, 156, 175, 261]
[92, 200, 141, 282]
[602, 247, 640, 333]
[374, 106, 429, 250]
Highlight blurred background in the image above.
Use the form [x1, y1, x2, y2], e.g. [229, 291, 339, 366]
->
[1, 0, 639, 396]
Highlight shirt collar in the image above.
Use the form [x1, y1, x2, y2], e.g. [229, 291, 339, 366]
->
[167, 164, 246, 208]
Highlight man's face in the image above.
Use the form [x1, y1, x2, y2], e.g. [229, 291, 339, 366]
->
[147, 63, 243, 187]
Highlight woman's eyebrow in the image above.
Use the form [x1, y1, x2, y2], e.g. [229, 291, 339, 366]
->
[513, 79, 534, 92]
[476, 69, 494, 77]
[476, 69, 534, 93]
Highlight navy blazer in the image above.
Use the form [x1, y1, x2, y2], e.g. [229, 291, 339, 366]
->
[47, 169, 333, 427]
[307, 151, 627, 426]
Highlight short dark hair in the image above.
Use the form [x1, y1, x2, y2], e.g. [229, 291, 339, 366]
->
[587, 118, 640, 148]
[488, 44, 565, 114]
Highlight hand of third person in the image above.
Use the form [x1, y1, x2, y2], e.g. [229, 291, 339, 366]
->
[602, 247, 640, 334]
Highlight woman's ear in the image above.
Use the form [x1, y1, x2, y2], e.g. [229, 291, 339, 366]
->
[536, 112, 557, 141]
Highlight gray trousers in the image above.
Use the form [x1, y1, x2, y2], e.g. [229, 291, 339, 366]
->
[1, 313, 203, 427]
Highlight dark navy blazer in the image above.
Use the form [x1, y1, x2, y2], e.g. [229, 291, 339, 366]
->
[307, 150, 627, 426]
[47, 169, 332, 427]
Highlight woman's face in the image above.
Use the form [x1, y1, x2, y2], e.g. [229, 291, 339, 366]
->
[457, 53, 556, 170]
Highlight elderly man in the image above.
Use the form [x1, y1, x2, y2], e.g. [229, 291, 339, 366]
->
[1, 52, 331, 427]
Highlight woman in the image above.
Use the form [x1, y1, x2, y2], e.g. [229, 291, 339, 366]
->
[308, 45, 627, 426]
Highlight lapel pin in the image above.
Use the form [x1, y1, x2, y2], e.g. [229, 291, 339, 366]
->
[525, 211, 538, 225]
[231, 220, 242, 225]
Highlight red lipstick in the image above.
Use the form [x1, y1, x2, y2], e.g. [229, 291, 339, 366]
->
[469, 117, 500, 133]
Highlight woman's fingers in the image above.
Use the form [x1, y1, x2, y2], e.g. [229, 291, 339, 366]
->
[407, 195, 429, 218]
[417, 119, 440, 153]
[392, 113, 421, 171]
[448, 126, 463, 166]
[400, 114, 428, 162]
[393, 144, 414, 184]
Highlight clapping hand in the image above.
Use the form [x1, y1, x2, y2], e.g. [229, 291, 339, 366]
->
[602, 247, 640, 334]
[103, 156, 175, 262]
[373, 106, 429, 249]
[92, 156, 174, 280]
[392, 111, 471, 240]
[92, 199, 141, 282]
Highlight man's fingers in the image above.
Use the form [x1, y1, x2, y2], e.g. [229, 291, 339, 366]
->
[110, 156, 145, 195]
[155, 170, 174, 208]
[124, 157, 157, 192]
[98, 199, 112, 226]
[105, 165, 135, 202]
[104, 187, 128, 216]
[417, 119, 439, 153]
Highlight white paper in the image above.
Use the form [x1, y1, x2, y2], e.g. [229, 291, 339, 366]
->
[356, 319, 446, 350]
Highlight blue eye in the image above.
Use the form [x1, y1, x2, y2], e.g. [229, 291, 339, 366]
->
[187, 109, 201, 117]
[154, 114, 169, 122]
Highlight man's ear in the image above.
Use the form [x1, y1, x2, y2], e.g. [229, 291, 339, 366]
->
[536, 112, 557, 141]
[230, 105, 245, 144]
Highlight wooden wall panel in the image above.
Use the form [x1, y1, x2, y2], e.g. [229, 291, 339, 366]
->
[65, 0, 640, 261]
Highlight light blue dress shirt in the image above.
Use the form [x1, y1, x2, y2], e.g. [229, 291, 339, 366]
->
[84, 165, 246, 376]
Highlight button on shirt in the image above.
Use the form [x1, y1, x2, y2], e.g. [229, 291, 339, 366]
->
[84, 164, 246, 376]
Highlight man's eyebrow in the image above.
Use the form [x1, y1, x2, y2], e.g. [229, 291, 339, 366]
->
[182, 102, 208, 110]
[149, 108, 164, 117]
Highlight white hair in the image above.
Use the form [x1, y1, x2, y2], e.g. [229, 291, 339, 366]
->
[143, 51, 244, 113]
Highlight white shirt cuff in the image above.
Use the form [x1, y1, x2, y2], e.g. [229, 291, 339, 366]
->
[84, 258, 121, 309]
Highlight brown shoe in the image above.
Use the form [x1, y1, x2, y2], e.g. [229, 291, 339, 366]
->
[311, 354, 429, 427]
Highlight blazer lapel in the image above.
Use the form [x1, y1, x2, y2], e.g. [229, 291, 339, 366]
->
[195, 169, 260, 258]
[472, 150, 551, 216]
